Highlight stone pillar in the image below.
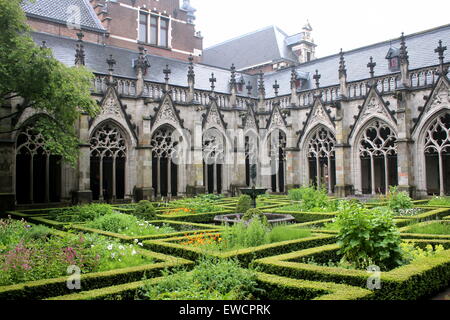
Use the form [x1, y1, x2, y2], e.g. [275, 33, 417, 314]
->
[334, 51, 353, 197]
[187, 121, 205, 196]
[334, 100, 353, 197]
[395, 89, 415, 196]
[135, 118, 154, 201]
[74, 113, 92, 204]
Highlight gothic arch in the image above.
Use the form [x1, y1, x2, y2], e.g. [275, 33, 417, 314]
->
[416, 110, 450, 196]
[203, 126, 227, 194]
[89, 120, 131, 201]
[263, 128, 287, 193]
[15, 116, 62, 204]
[151, 124, 184, 197]
[352, 118, 398, 195]
[302, 125, 337, 192]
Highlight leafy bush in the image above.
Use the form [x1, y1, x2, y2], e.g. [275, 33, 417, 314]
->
[236, 195, 252, 213]
[221, 219, 270, 249]
[287, 188, 303, 201]
[336, 204, 403, 271]
[242, 208, 267, 225]
[400, 243, 445, 264]
[285, 186, 337, 212]
[134, 200, 157, 220]
[141, 258, 260, 300]
[86, 213, 175, 236]
[386, 186, 413, 213]
[49, 204, 115, 222]
[428, 196, 450, 206]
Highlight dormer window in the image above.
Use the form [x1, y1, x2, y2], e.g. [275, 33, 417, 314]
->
[237, 77, 245, 92]
[386, 47, 400, 72]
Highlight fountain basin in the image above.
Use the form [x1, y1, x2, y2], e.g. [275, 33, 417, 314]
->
[214, 213, 295, 225]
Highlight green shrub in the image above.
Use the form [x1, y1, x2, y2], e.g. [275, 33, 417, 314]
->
[288, 188, 303, 201]
[141, 258, 260, 300]
[386, 186, 413, 213]
[134, 201, 157, 220]
[243, 208, 267, 225]
[221, 219, 270, 249]
[336, 204, 403, 271]
[236, 195, 252, 213]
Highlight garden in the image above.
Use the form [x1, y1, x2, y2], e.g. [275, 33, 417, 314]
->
[1, 188, 450, 300]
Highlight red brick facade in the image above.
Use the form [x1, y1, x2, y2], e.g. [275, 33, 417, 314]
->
[26, 0, 203, 63]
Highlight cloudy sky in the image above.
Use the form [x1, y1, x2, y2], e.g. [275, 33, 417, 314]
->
[193, 0, 450, 58]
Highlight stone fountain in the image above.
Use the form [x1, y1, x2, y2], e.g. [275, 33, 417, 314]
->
[214, 164, 295, 225]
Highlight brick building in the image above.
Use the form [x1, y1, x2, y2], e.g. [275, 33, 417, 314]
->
[0, 0, 449, 211]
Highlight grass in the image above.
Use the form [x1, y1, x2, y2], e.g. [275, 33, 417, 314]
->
[408, 222, 450, 235]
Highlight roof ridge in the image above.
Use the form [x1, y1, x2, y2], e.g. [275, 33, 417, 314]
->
[204, 25, 280, 51]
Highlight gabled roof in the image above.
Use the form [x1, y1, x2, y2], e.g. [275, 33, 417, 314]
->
[202, 26, 298, 70]
[264, 24, 450, 97]
[22, 0, 106, 33]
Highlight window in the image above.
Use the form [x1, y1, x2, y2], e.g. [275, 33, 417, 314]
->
[307, 51, 311, 62]
[139, 12, 148, 43]
[160, 18, 169, 47]
[389, 57, 399, 71]
[139, 13, 170, 48]
[150, 16, 158, 45]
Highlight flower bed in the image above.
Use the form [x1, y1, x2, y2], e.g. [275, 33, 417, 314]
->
[143, 232, 334, 267]
[71, 220, 223, 242]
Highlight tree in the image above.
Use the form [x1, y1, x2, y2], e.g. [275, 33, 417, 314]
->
[0, 0, 99, 165]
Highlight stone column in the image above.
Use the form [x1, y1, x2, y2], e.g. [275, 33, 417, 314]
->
[74, 113, 92, 204]
[334, 99, 353, 197]
[135, 118, 153, 201]
[187, 121, 206, 196]
[395, 89, 414, 196]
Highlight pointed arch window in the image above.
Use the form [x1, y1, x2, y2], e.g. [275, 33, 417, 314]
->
[151, 126, 180, 198]
[15, 125, 61, 204]
[424, 112, 450, 196]
[359, 120, 398, 195]
[203, 128, 225, 194]
[90, 123, 127, 201]
[307, 127, 336, 192]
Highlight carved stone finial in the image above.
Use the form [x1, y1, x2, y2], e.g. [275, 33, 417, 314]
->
[163, 64, 171, 83]
[435, 40, 448, 75]
[367, 56, 376, 78]
[230, 63, 237, 86]
[258, 71, 265, 95]
[187, 54, 195, 81]
[399, 32, 409, 64]
[339, 49, 346, 78]
[313, 69, 321, 89]
[273, 80, 280, 97]
[209, 73, 217, 92]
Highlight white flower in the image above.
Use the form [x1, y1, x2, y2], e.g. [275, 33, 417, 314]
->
[134, 239, 139, 244]
[138, 242, 143, 247]
[119, 245, 125, 250]
[111, 252, 116, 258]
[131, 250, 137, 256]
[107, 244, 113, 251]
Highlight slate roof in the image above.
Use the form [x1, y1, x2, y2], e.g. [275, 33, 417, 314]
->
[30, 22, 450, 99]
[31, 32, 258, 97]
[202, 26, 298, 70]
[264, 24, 450, 97]
[22, 0, 106, 33]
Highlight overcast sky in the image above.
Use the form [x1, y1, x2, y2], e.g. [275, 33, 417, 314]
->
[193, 0, 450, 58]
